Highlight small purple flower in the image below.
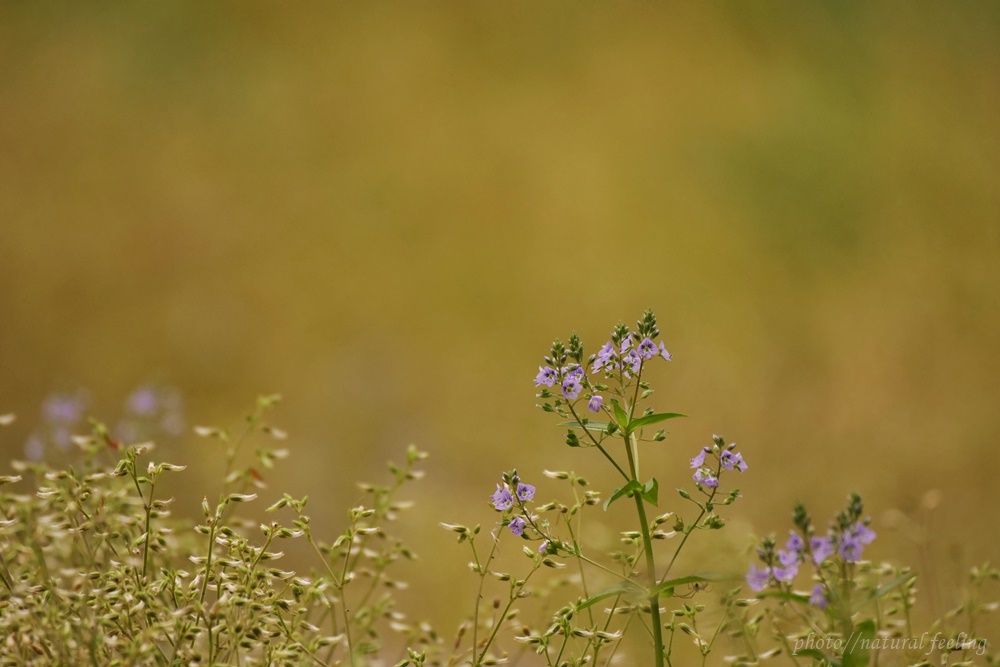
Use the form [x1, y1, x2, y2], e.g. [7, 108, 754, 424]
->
[127, 386, 159, 416]
[720, 449, 748, 472]
[689, 447, 708, 469]
[491, 484, 513, 511]
[746, 565, 770, 592]
[538, 540, 550, 554]
[516, 482, 535, 502]
[620, 334, 634, 353]
[509, 516, 527, 537]
[623, 349, 641, 375]
[587, 395, 604, 413]
[809, 584, 828, 609]
[592, 342, 615, 372]
[535, 366, 558, 387]
[659, 341, 672, 361]
[637, 337, 658, 360]
[777, 548, 799, 567]
[772, 561, 798, 583]
[785, 531, 805, 554]
[563, 365, 585, 381]
[838, 523, 875, 563]
[810, 535, 834, 565]
[42, 393, 85, 425]
[561, 377, 582, 400]
[693, 468, 718, 488]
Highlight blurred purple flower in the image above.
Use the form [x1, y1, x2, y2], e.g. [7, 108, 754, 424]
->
[785, 531, 804, 554]
[623, 349, 641, 375]
[587, 395, 604, 412]
[809, 584, 828, 609]
[42, 393, 84, 425]
[747, 565, 770, 592]
[772, 561, 798, 583]
[127, 386, 158, 416]
[659, 341, 672, 361]
[538, 540, 550, 554]
[509, 516, 527, 537]
[810, 535, 834, 565]
[777, 548, 799, 567]
[690, 448, 708, 469]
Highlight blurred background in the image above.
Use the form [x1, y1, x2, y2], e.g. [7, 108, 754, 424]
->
[1, 0, 998, 651]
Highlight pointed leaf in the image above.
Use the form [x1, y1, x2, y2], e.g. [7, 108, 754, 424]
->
[628, 412, 686, 433]
[604, 480, 641, 511]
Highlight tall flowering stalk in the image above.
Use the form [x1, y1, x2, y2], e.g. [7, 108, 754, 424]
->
[531, 310, 741, 667]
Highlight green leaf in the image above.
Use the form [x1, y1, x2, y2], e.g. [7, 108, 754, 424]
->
[841, 619, 875, 667]
[794, 648, 829, 661]
[852, 573, 916, 612]
[576, 580, 645, 610]
[756, 589, 811, 604]
[628, 412, 686, 433]
[610, 400, 629, 431]
[604, 480, 642, 511]
[641, 478, 659, 506]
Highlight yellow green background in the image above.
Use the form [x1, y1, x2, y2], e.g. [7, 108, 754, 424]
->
[1, 1, 998, 648]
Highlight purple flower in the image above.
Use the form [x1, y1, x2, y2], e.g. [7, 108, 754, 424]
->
[516, 482, 535, 502]
[785, 531, 805, 554]
[127, 386, 159, 416]
[659, 341, 672, 361]
[491, 484, 513, 511]
[746, 565, 770, 592]
[538, 540, 550, 554]
[689, 447, 708, 469]
[777, 548, 799, 567]
[592, 342, 615, 373]
[561, 376, 582, 400]
[809, 584, 828, 609]
[509, 516, 527, 537]
[772, 561, 798, 583]
[637, 337, 658, 360]
[810, 535, 834, 565]
[42, 393, 85, 425]
[693, 468, 718, 489]
[623, 349, 641, 375]
[563, 365, 584, 381]
[720, 449, 748, 472]
[587, 395, 604, 412]
[535, 366, 558, 387]
[620, 334, 634, 353]
[838, 523, 875, 562]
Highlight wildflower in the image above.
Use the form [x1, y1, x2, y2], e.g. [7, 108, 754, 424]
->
[587, 395, 604, 413]
[563, 365, 585, 382]
[538, 540, 550, 554]
[623, 349, 641, 375]
[720, 449, 748, 472]
[619, 334, 634, 353]
[509, 516, 527, 537]
[785, 531, 804, 554]
[772, 561, 798, 583]
[810, 535, 834, 565]
[127, 386, 159, 416]
[693, 468, 718, 489]
[777, 548, 799, 567]
[535, 366, 558, 387]
[689, 447, 708, 469]
[42, 393, 85, 425]
[592, 342, 615, 372]
[515, 482, 535, 502]
[659, 341, 672, 361]
[839, 522, 876, 562]
[561, 376, 582, 400]
[809, 584, 828, 609]
[746, 565, 770, 592]
[637, 337, 658, 360]
[491, 484, 514, 511]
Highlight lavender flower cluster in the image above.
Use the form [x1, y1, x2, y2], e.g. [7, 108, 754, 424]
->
[747, 493, 877, 609]
[689, 438, 748, 490]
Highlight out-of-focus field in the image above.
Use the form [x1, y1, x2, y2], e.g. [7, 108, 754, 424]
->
[1, 1, 998, 637]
